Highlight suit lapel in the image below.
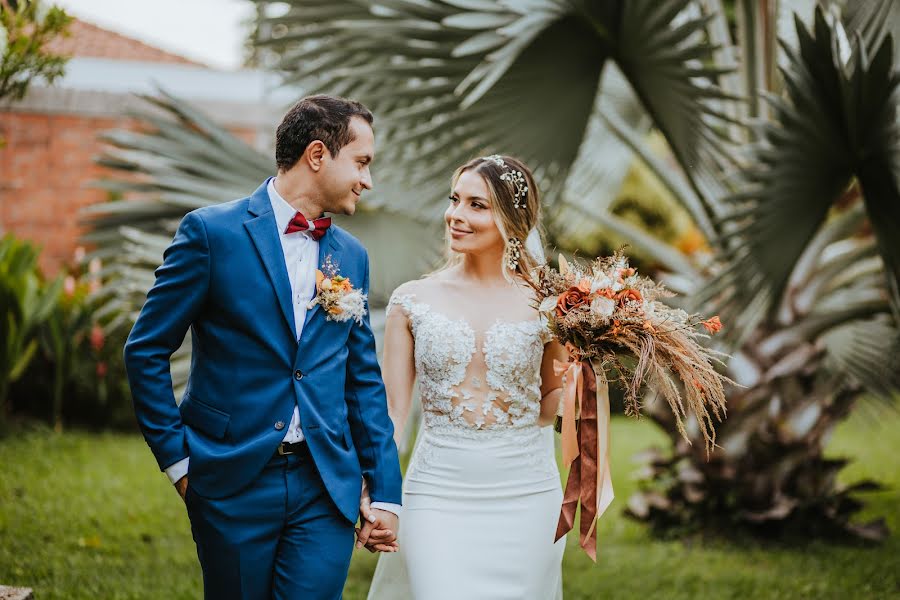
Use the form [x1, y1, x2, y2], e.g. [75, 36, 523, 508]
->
[244, 181, 297, 340]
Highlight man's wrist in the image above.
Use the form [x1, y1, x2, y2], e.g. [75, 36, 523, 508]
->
[164, 457, 189, 484]
[370, 501, 402, 517]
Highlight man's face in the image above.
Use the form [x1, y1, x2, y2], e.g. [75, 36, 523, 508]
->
[318, 116, 374, 215]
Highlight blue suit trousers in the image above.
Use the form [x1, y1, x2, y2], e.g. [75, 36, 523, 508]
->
[185, 444, 354, 599]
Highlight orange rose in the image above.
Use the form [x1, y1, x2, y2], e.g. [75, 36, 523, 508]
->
[616, 288, 642, 306]
[702, 316, 723, 334]
[556, 286, 589, 317]
[596, 287, 615, 299]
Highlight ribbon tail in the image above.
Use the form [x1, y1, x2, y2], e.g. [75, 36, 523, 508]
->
[554, 454, 580, 542]
[596, 377, 615, 519]
[554, 358, 586, 543]
[555, 361, 614, 562]
[580, 460, 613, 563]
[577, 362, 599, 561]
[583, 377, 614, 561]
[561, 362, 581, 467]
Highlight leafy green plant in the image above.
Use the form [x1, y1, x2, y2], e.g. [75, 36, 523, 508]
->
[39, 253, 104, 431]
[0, 0, 72, 104]
[0, 234, 61, 423]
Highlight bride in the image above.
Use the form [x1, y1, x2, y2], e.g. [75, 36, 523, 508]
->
[366, 155, 567, 599]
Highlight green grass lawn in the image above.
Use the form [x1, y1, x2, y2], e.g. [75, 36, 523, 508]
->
[1, 410, 899, 599]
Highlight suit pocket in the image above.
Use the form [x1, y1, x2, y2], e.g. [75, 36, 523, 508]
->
[180, 393, 231, 439]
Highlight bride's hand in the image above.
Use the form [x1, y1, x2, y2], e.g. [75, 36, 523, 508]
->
[356, 508, 399, 553]
[358, 479, 399, 553]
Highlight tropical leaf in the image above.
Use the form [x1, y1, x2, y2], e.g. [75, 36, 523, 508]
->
[253, 0, 740, 243]
[607, 0, 740, 217]
[842, 0, 900, 66]
[821, 316, 900, 400]
[707, 6, 900, 339]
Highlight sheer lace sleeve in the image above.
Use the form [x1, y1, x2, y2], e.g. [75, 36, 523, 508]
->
[386, 291, 416, 319]
[538, 313, 554, 345]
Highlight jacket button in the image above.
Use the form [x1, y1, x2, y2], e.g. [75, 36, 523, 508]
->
[294, 369, 304, 381]
[274, 421, 285, 431]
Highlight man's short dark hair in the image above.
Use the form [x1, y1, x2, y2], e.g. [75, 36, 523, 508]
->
[275, 95, 374, 171]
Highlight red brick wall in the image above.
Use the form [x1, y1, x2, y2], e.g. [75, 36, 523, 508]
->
[0, 110, 258, 275]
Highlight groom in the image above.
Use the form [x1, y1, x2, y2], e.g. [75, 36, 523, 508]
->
[124, 95, 402, 599]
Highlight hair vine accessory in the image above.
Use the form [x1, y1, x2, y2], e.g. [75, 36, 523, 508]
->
[505, 237, 523, 271]
[484, 154, 528, 208]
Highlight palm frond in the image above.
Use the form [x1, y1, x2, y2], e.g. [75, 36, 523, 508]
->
[842, 0, 900, 66]
[822, 316, 900, 401]
[253, 0, 740, 246]
[706, 6, 900, 338]
[608, 0, 741, 220]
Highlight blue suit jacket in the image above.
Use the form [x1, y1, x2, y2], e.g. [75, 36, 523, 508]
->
[124, 181, 402, 521]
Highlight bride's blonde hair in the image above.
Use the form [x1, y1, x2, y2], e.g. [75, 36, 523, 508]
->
[435, 155, 543, 282]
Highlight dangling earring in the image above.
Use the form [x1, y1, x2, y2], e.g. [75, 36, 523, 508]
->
[505, 237, 523, 271]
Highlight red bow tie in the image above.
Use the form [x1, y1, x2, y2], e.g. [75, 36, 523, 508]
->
[284, 212, 331, 240]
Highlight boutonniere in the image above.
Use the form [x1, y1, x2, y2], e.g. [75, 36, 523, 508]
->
[308, 257, 367, 324]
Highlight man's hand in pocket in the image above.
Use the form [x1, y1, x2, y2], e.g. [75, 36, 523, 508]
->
[175, 475, 189, 501]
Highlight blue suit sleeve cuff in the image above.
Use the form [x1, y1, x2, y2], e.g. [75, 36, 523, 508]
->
[164, 457, 190, 484]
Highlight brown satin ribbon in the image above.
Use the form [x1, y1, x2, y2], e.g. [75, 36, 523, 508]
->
[553, 359, 582, 467]
[554, 360, 615, 562]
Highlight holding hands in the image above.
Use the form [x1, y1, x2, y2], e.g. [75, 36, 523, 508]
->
[357, 479, 399, 553]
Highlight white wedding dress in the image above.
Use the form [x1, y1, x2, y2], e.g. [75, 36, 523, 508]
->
[367, 291, 565, 600]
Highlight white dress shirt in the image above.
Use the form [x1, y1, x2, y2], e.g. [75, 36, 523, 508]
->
[166, 178, 399, 516]
[269, 177, 320, 444]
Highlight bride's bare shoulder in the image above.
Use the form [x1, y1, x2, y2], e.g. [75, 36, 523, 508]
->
[392, 276, 434, 298]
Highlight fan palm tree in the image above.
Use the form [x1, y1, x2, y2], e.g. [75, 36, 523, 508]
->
[630, 3, 900, 539]
[89, 0, 900, 538]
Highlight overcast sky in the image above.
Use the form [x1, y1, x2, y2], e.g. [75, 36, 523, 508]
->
[56, 0, 256, 70]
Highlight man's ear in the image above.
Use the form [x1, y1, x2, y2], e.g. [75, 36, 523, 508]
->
[304, 140, 327, 172]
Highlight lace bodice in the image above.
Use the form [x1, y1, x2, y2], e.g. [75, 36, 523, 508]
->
[388, 292, 552, 438]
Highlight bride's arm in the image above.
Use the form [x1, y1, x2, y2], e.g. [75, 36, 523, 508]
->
[382, 303, 416, 445]
[538, 340, 568, 426]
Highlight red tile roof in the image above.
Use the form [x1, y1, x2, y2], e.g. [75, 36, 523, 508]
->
[45, 18, 205, 66]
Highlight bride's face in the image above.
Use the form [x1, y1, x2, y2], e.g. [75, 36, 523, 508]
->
[445, 169, 505, 257]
